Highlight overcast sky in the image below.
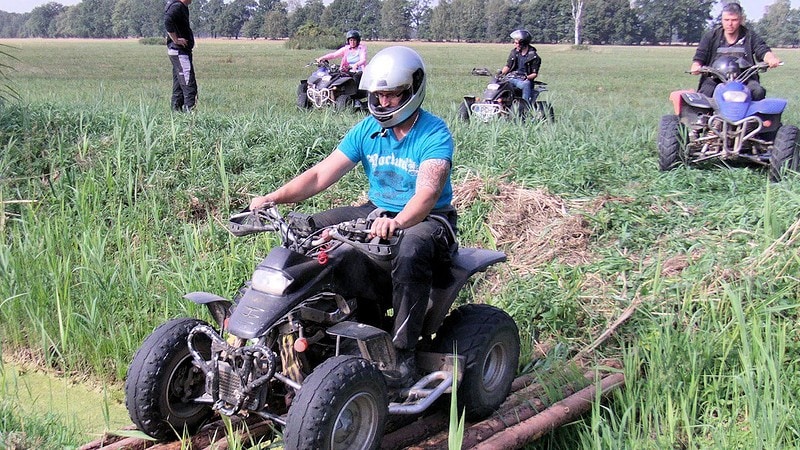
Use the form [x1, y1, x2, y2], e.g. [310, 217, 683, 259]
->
[2, 0, 800, 20]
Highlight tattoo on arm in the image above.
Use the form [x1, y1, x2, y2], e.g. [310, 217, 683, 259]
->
[418, 159, 450, 195]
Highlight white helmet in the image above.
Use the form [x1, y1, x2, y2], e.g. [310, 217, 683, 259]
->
[359, 46, 426, 128]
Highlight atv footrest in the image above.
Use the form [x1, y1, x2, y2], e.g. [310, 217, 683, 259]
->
[388, 370, 453, 415]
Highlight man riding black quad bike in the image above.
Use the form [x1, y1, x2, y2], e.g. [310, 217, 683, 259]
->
[297, 60, 367, 112]
[459, 68, 554, 123]
[124, 206, 520, 449]
[658, 55, 797, 182]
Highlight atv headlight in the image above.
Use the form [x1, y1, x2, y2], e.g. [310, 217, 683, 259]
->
[722, 90, 748, 102]
[251, 268, 293, 295]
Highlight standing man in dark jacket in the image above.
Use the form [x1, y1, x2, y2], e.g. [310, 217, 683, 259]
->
[500, 29, 541, 104]
[690, 2, 781, 100]
[165, 0, 197, 112]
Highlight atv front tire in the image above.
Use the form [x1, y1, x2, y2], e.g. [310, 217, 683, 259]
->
[431, 304, 520, 420]
[284, 355, 388, 450]
[297, 83, 310, 109]
[458, 102, 471, 122]
[124, 318, 213, 441]
[658, 114, 683, 171]
[769, 124, 799, 182]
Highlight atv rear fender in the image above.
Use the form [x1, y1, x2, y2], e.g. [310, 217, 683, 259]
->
[421, 247, 506, 336]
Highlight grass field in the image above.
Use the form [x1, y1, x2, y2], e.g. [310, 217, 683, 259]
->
[1, 38, 800, 448]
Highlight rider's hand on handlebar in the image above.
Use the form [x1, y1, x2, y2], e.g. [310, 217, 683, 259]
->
[764, 53, 782, 69]
[249, 195, 274, 211]
[369, 216, 400, 241]
[689, 61, 702, 75]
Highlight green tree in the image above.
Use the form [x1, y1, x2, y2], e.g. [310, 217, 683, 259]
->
[520, 0, 572, 44]
[356, 0, 382, 39]
[321, 0, 363, 33]
[410, 0, 432, 39]
[754, 0, 800, 47]
[484, 0, 513, 43]
[262, 6, 289, 38]
[199, 0, 225, 38]
[217, 0, 256, 38]
[23, 2, 65, 37]
[635, 0, 712, 44]
[583, 0, 641, 45]
[381, 0, 413, 40]
[0, 12, 27, 38]
[425, 0, 455, 40]
[288, 0, 325, 35]
[111, 0, 163, 38]
[452, 0, 486, 41]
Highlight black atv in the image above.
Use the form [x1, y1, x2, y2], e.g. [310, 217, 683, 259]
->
[459, 67, 554, 123]
[124, 206, 520, 449]
[297, 60, 367, 112]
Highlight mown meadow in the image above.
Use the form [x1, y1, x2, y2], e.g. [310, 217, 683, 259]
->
[1, 38, 799, 448]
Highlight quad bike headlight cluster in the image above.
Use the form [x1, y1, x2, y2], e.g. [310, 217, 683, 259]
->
[722, 90, 748, 102]
[252, 268, 294, 295]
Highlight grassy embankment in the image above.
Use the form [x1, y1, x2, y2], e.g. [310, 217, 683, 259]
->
[1, 39, 799, 448]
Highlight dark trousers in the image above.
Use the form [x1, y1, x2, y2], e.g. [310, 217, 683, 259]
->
[169, 52, 198, 111]
[698, 77, 766, 101]
[311, 203, 457, 351]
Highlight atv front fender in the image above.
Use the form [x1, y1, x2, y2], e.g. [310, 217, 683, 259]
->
[184, 292, 232, 328]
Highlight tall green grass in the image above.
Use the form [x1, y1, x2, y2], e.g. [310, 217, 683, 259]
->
[1, 40, 799, 447]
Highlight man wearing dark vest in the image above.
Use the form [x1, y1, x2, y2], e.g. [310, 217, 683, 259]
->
[165, 0, 198, 112]
[690, 2, 781, 101]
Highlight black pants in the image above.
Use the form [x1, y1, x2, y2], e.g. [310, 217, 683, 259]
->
[311, 203, 457, 350]
[169, 52, 198, 111]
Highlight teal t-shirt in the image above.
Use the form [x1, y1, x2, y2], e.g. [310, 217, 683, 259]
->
[337, 109, 454, 213]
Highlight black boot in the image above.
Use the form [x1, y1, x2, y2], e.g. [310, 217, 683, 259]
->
[384, 349, 416, 389]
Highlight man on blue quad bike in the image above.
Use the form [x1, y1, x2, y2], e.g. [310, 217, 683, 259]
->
[690, 2, 781, 101]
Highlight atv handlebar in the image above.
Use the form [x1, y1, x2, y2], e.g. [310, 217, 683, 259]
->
[228, 208, 278, 236]
[328, 217, 403, 260]
[695, 61, 773, 84]
[228, 206, 402, 260]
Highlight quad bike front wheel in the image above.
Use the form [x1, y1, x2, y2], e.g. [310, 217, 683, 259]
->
[297, 83, 310, 109]
[124, 318, 213, 441]
[431, 304, 520, 420]
[457, 102, 471, 122]
[284, 355, 388, 450]
[769, 124, 799, 182]
[658, 114, 684, 171]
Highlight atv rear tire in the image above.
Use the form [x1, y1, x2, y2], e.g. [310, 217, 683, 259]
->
[458, 102, 470, 122]
[533, 101, 555, 122]
[658, 114, 683, 171]
[512, 99, 528, 123]
[431, 304, 520, 420]
[124, 318, 212, 441]
[769, 124, 799, 182]
[284, 355, 388, 450]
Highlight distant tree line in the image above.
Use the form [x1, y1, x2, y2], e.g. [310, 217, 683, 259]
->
[0, 0, 799, 46]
